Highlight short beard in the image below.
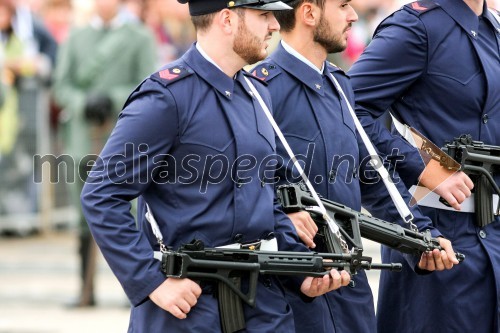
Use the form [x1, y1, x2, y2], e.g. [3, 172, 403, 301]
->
[313, 14, 346, 54]
[233, 18, 267, 65]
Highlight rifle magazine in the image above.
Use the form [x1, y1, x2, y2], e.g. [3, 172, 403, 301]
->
[475, 174, 494, 227]
[218, 278, 246, 333]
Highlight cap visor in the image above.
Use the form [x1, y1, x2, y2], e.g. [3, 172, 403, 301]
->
[244, 1, 292, 11]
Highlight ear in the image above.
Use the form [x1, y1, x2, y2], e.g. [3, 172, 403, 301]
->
[215, 8, 239, 35]
[299, 2, 320, 27]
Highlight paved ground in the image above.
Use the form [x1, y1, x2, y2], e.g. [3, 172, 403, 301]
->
[0, 231, 129, 333]
[0, 230, 382, 333]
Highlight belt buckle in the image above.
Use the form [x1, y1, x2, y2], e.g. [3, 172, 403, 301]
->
[240, 240, 262, 251]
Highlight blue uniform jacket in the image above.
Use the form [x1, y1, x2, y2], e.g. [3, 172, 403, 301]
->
[253, 43, 440, 333]
[80, 45, 307, 333]
[349, 1, 500, 332]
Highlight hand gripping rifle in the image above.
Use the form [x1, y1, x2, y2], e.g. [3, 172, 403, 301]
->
[277, 183, 465, 262]
[159, 239, 401, 333]
[441, 134, 500, 227]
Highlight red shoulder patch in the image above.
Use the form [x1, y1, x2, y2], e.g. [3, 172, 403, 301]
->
[251, 70, 266, 81]
[152, 65, 192, 86]
[406, 0, 439, 13]
[411, 2, 428, 11]
[159, 69, 179, 80]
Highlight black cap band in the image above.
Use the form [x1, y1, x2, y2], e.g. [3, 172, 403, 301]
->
[178, 0, 291, 16]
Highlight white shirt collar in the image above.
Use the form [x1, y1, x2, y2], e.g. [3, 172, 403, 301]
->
[281, 40, 324, 75]
[196, 43, 224, 72]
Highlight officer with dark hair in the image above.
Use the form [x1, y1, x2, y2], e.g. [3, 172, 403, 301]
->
[81, 0, 350, 331]
[253, 0, 460, 331]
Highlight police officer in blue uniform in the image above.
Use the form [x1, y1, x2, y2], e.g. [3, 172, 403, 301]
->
[80, 0, 351, 332]
[252, 0, 459, 332]
[349, 0, 500, 332]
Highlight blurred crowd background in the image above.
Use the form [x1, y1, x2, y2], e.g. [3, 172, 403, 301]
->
[1, 0, 498, 235]
[0, 0, 409, 236]
[0, 0, 500, 326]
[0, 0, 460, 233]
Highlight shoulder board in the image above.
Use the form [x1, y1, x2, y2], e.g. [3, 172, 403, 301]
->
[404, 0, 439, 15]
[151, 65, 193, 86]
[243, 69, 267, 86]
[248, 62, 282, 82]
[326, 61, 347, 75]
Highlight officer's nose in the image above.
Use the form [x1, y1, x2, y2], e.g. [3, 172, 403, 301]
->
[348, 7, 359, 23]
[269, 13, 280, 32]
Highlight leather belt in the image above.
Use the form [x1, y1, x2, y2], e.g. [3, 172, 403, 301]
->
[153, 237, 278, 261]
[216, 237, 278, 251]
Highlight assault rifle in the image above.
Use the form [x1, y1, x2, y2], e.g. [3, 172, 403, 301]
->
[441, 134, 500, 227]
[160, 239, 401, 305]
[277, 183, 465, 262]
[159, 239, 401, 333]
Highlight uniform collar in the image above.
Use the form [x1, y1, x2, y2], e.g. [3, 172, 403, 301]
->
[438, 0, 488, 39]
[281, 40, 324, 75]
[183, 43, 236, 99]
[196, 43, 224, 72]
[484, 7, 500, 31]
[271, 42, 328, 95]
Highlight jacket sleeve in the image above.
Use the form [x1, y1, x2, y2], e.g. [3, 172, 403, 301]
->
[80, 78, 178, 306]
[349, 9, 429, 186]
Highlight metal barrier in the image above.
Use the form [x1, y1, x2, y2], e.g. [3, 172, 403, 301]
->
[0, 77, 76, 235]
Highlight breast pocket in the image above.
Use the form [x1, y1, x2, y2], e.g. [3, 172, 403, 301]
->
[427, 43, 481, 85]
[180, 107, 235, 153]
[282, 131, 320, 169]
[340, 100, 356, 136]
[284, 130, 320, 150]
[181, 134, 234, 153]
[427, 68, 481, 85]
[254, 100, 276, 151]
[281, 131, 320, 181]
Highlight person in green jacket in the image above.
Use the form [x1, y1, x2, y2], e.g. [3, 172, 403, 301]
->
[53, 0, 157, 307]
